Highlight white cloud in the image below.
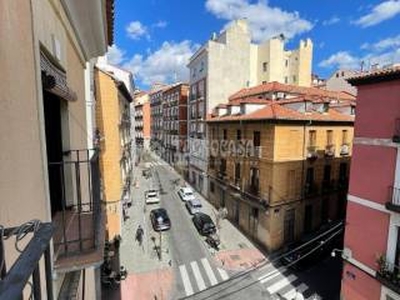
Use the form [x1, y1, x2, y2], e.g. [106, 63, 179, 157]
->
[354, 0, 400, 27]
[126, 21, 149, 40]
[319, 47, 400, 70]
[205, 0, 313, 42]
[319, 51, 359, 69]
[123, 40, 200, 86]
[361, 34, 400, 52]
[153, 20, 168, 28]
[322, 16, 340, 26]
[106, 45, 126, 65]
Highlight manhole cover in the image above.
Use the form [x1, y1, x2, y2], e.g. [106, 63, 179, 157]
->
[230, 254, 241, 261]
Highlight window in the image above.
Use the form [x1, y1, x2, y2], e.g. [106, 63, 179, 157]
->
[284, 76, 288, 84]
[309, 130, 316, 146]
[237, 129, 242, 140]
[292, 75, 297, 83]
[285, 59, 289, 67]
[262, 81, 267, 84]
[220, 158, 227, 174]
[323, 165, 331, 182]
[306, 167, 314, 185]
[235, 163, 241, 180]
[253, 131, 261, 147]
[223, 129, 227, 140]
[342, 130, 348, 144]
[327, 130, 333, 145]
[210, 181, 215, 193]
[262, 62, 268, 72]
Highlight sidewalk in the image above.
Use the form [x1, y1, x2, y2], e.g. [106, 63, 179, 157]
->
[150, 152, 268, 273]
[118, 151, 174, 300]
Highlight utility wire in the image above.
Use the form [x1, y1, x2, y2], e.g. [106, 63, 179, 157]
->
[177, 222, 344, 300]
[210, 227, 344, 300]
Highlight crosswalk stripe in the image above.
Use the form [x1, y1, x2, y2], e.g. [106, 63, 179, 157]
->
[217, 268, 229, 281]
[179, 265, 194, 296]
[259, 270, 282, 284]
[267, 274, 297, 294]
[282, 283, 308, 300]
[191, 261, 206, 291]
[201, 258, 218, 286]
[258, 266, 286, 283]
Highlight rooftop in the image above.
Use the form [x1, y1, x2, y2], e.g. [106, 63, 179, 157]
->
[347, 65, 400, 86]
[229, 81, 355, 101]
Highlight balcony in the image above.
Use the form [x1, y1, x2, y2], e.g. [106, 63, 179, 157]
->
[325, 144, 335, 157]
[386, 187, 400, 213]
[247, 146, 262, 158]
[340, 143, 350, 156]
[246, 184, 260, 197]
[307, 145, 318, 160]
[49, 149, 104, 271]
[376, 257, 400, 295]
[0, 222, 54, 300]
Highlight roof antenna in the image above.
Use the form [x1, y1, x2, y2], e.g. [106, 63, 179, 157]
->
[360, 61, 365, 72]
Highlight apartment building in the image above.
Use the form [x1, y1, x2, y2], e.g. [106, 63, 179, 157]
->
[95, 67, 133, 240]
[134, 91, 151, 150]
[150, 84, 169, 156]
[207, 83, 355, 251]
[188, 19, 313, 196]
[0, 0, 113, 299]
[162, 83, 189, 173]
[325, 69, 358, 96]
[341, 67, 400, 300]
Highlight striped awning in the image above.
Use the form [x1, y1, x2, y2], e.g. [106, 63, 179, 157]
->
[40, 50, 77, 102]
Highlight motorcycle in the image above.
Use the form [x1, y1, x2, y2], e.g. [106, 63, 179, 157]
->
[205, 233, 220, 250]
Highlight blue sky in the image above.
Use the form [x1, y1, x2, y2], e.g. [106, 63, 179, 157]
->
[107, 0, 400, 90]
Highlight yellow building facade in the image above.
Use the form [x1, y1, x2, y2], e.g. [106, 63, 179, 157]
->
[208, 101, 354, 251]
[95, 68, 133, 240]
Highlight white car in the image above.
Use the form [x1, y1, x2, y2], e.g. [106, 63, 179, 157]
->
[178, 187, 195, 202]
[185, 199, 202, 215]
[145, 190, 160, 204]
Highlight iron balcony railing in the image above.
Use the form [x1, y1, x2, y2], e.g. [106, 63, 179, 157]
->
[0, 221, 55, 300]
[304, 182, 319, 196]
[325, 144, 335, 157]
[376, 257, 400, 294]
[307, 145, 318, 159]
[48, 149, 102, 267]
[340, 143, 350, 156]
[386, 186, 400, 212]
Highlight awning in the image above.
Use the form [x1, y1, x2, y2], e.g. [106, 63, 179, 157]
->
[40, 50, 77, 102]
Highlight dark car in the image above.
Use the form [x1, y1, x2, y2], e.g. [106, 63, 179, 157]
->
[150, 208, 171, 231]
[192, 213, 216, 235]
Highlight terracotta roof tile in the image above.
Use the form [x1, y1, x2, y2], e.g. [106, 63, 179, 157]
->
[229, 81, 355, 101]
[207, 103, 354, 123]
[347, 66, 400, 85]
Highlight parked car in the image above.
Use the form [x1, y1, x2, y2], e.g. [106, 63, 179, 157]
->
[150, 208, 171, 231]
[145, 190, 160, 204]
[177, 187, 195, 202]
[185, 199, 202, 215]
[192, 213, 216, 235]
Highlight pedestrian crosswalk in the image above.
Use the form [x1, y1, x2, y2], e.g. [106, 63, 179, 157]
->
[178, 258, 229, 296]
[150, 160, 168, 167]
[257, 264, 317, 300]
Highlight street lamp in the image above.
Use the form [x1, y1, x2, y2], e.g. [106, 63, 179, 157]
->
[331, 248, 349, 259]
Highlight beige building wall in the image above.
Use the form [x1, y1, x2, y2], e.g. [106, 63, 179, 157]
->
[208, 121, 353, 251]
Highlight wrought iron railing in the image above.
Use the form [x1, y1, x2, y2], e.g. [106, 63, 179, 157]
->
[388, 186, 400, 207]
[376, 256, 400, 294]
[48, 149, 102, 260]
[325, 144, 335, 157]
[307, 145, 318, 159]
[0, 221, 54, 300]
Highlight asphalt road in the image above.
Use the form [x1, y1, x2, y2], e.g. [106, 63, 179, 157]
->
[145, 154, 343, 300]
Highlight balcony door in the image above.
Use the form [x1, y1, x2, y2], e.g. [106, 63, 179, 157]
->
[250, 168, 260, 193]
[249, 207, 259, 238]
[304, 204, 313, 233]
[284, 209, 295, 244]
[43, 91, 64, 215]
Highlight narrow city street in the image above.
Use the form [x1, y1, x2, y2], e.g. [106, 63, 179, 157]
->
[111, 151, 343, 300]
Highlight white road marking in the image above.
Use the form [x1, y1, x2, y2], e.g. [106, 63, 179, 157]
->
[282, 283, 308, 300]
[267, 274, 297, 295]
[258, 266, 286, 283]
[201, 258, 218, 286]
[179, 265, 194, 296]
[217, 268, 229, 281]
[191, 261, 206, 291]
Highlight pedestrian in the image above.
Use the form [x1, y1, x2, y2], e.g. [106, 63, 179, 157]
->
[135, 225, 144, 246]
